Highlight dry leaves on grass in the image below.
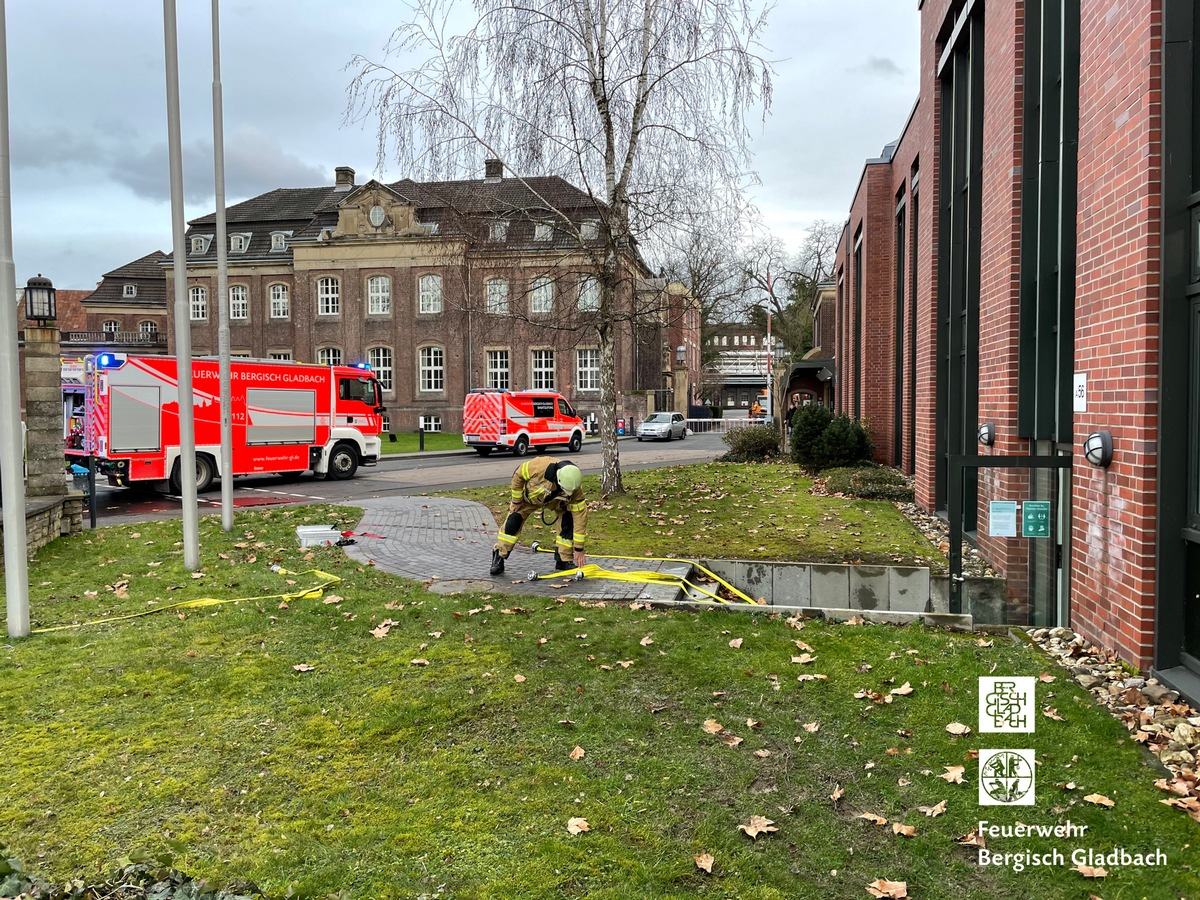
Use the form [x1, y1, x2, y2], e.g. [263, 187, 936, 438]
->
[803, 722, 820, 733]
[1084, 793, 1115, 808]
[891, 823, 916, 838]
[866, 879, 908, 898]
[793, 653, 818, 664]
[940, 766, 966, 784]
[514, 674, 527, 683]
[945, 722, 972, 736]
[322, 594, 343, 605]
[1043, 706, 1065, 721]
[410, 658, 429, 667]
[1072, 864, 1107, 878]
[890, 682, 914, 696]
[737, 815, 778, 839]
[702, 719, 724, 735]
[728, 637, 744, 649]
[693, 853, 714, 874]
[857, 812, 888, 826]
[957, 831, 986, 848]
[918, 800, 947, 817]
[566, 817, 590, 835]
[639, 635, 654, 646]
[830, 785, 845, 803]
[570, 746, 586, 761]
[292, 663, 315, 672]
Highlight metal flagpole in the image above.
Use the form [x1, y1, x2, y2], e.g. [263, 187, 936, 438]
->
[0, 0, 30, 637]
[163, 0, 200, 569]
[212, 0, 233, 531]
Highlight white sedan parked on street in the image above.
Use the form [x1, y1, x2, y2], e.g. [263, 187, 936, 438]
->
[636, 412, 687, 441]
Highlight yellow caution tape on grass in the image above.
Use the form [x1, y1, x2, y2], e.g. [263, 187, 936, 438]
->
[32, 569, 342, 633]
[527, 549, 758, 604]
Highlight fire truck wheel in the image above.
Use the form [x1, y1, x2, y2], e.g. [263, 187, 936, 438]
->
[169, 455, 215, 494]
[327, 443, 359, 480]
[512, 435, 530, 457]
[568, 432, 583, 453]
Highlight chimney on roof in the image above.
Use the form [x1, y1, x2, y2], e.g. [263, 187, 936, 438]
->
[483, 159, 503, 182]
[334, 166, 356, 190]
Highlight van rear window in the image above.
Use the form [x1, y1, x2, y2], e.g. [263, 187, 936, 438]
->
[531, 398, 555, 417]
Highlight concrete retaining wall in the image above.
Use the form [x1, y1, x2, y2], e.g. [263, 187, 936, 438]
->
[702, 558, 1009, 624]
[0, 493, 85, 558]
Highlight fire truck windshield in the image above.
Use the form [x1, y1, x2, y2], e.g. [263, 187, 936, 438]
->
[339, 376, 377, 405]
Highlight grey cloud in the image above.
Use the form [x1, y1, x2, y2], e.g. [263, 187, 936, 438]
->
[852, 56, 905, 79]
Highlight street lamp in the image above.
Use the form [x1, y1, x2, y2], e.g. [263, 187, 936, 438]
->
[24, 274, 55, 324]
[675, 344, 686, 364]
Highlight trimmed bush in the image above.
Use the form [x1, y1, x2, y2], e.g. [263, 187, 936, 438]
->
[824, 465, 914, 502]
[718, 423, 780, 462]
[814, 415, 873, 469]
[789, 403, 834, 468]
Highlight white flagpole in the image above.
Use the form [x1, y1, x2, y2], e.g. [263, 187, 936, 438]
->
[212, 0, 233, 531]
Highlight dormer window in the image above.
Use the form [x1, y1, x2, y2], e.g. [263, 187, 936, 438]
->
[122, 284, 137, 298]
[580, 220, 599, 240]
[534, 222, 553, 242]
[270, 231, 290, 251]
[230, 233, 250, 253]
[488, 221, 509, 242]
[190, 235, 212, 255]
[318, 228, 334, 242]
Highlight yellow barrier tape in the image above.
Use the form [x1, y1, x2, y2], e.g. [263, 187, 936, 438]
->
[32, 569, 342, 633]
[526, 548, 758, 604]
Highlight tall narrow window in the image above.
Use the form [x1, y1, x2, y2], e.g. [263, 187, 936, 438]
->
[419, 346, 445, 391]
[487, 349, 510, 389]
[852, 229, 863, 419]
[317, 347, 342, 367]
[576, 348, 600, 391]
[893, 187, 907, 467]
[908, 166, 920, 475]
[486, 278, 509, 315]
[367, 275, 391, 315]
[368, 346, 394, 391]
[531, 349, 555, 389]
[139, 320, 158, 336]
[530, 276, 554, 314]
[189, 286, 207, 321]
[935, 2, 985, 521]
[317, 276, 340, 316]
[269, 283, 290, 319]
[578, 275, 599, 311]
[229, 285, 248, 320]
[419, 274, 443, 313]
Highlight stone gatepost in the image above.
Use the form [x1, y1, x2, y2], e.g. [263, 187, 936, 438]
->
[23, 325, 65, 498]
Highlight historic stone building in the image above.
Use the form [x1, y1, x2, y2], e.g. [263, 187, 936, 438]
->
[833, 0, 1200, 702]
[162, 163, 698, 433]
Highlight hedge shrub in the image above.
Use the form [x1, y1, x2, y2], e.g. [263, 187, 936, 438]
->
[789, 406, 872, 470]
[823, 465, 914, 502]
[718, 423, 781, 462]
[788, 403, 833, 468]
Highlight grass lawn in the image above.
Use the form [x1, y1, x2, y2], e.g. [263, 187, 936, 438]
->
[380, 431, 466, 454]
[1, 505, 1196, 898]
[444, 461, 946, 571]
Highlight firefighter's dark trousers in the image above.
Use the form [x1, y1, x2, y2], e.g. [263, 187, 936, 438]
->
[494, 500, 575, 564]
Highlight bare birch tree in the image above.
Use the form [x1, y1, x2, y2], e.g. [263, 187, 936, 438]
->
[346, 0, 773, 496]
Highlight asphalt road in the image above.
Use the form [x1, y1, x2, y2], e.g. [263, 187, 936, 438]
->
[85, 432, 729, 528]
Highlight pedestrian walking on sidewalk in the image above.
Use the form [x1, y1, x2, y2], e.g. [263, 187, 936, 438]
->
[490, 458, 588, 576]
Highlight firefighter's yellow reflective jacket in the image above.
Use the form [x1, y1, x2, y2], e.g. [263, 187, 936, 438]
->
[508, 457, 588, 551]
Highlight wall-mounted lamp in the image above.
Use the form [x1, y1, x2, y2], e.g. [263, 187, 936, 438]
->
[977, 422, 995, 446]
[1082, 430, 1113, 467]
[675, 345, 686, 364]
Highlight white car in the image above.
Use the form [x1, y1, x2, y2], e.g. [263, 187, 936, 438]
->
[636, 412, 687, 441]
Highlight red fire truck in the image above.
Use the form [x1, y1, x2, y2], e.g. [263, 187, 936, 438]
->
[74, 353, 384, 492]
[462, 388, 585, 456]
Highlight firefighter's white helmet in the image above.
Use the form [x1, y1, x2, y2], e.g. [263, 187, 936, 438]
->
[557, 464, 582, 492]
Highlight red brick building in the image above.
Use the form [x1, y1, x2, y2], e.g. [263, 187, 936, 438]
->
[834, 0, 1199, 702]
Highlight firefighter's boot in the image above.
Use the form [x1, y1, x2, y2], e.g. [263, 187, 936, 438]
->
[555, 557, 574, 571]
[490, 549, 505, 576]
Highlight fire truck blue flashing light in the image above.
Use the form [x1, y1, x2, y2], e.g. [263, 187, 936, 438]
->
[352, 362, 371, 370]
[96, 353, 127, 369]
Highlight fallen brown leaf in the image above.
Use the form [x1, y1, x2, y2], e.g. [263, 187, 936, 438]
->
[945, 722, 972, 737]
[918, 800, 946, 817]
[570, 745, 585, 761]
[891, 823, 916, 838]
[566, 817, 590, 835]
[702, 719, 724, 735]
[957, 830, 986, 848]
[865, 878, 908, 898]
[410, 658, 429, 667]
[1072, 863, 1107, 878]
[693, 852, 714, 873]
[890, 681, 914, 696]
[737, 815, 778, 839]
[1084, 793, 1114, 808]
[858, 812, 888, 826]
[830, 785, 845, 802]
[728, 637, 744, 649]
[292, 663, 315, 672]
[940, 766, 966, 784]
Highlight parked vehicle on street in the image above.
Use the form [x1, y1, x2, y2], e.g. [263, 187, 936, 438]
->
[637, 411, 687, 441]
[69, 353, 385, 492]
[462, 388, 585, 457]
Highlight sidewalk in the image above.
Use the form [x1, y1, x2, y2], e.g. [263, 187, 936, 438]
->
[339, 495, 689, 602]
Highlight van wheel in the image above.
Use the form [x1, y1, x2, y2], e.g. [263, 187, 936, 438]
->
[568, 432, 583, 453]
[475, 447, 493, 457]
[169, 454, 215, 494]
[512, 435, 530, 457]
[327, 442, 359, 480]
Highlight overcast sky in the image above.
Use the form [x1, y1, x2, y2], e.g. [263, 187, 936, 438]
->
[7, 1, 919, 289]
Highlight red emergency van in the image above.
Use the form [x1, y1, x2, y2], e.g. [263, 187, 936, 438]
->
[462, 389, 585, 456]
[76, 353, 384, 492]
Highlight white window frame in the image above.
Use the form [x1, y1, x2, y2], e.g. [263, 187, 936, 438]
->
[419, 346, 445, 392]
[486, 349, 510, 390]
[268, 351, 292, 360]
[269, 283, 290, 319]
[122, 284, 137, 298]
[139, 320, 158, 336]
[189, 285, 208, 321]
[102, 320, 120, 334]
[317, 346, 342, 367]
[229, 284, 248, 320]
[486, 278, 509, 315]
[317, 276, 340, 316]
[270, 231, 290, 252]
[230, 233, 249, 253]
[488, 220, 509, 242]
[367, 274, 392, 315]
[381, 412, 391, 432]
[577, 275, 599, 312]
[190, 235, 211, 255]
[530, 276, 554, 314]
[368, 346, 394, 392]
[419, 415, 443, 432]
[576, 348, 601, 392]
[580, 220, 599, 240]
[534, 221, 554, 242]
[418, 273, 443, 314]
[531, 348, 556, 390]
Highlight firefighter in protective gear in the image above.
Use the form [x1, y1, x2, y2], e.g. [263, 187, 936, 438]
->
[490, 458, 587, 576]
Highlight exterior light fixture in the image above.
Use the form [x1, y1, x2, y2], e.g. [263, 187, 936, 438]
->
[1083, 430, 1113, 467]
[675, 345, 686, 364]
[24, 273, 56, 324]
[977, 422, 995, 446]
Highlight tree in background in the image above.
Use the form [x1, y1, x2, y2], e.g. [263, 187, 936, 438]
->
[347, 1, 772, 496]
